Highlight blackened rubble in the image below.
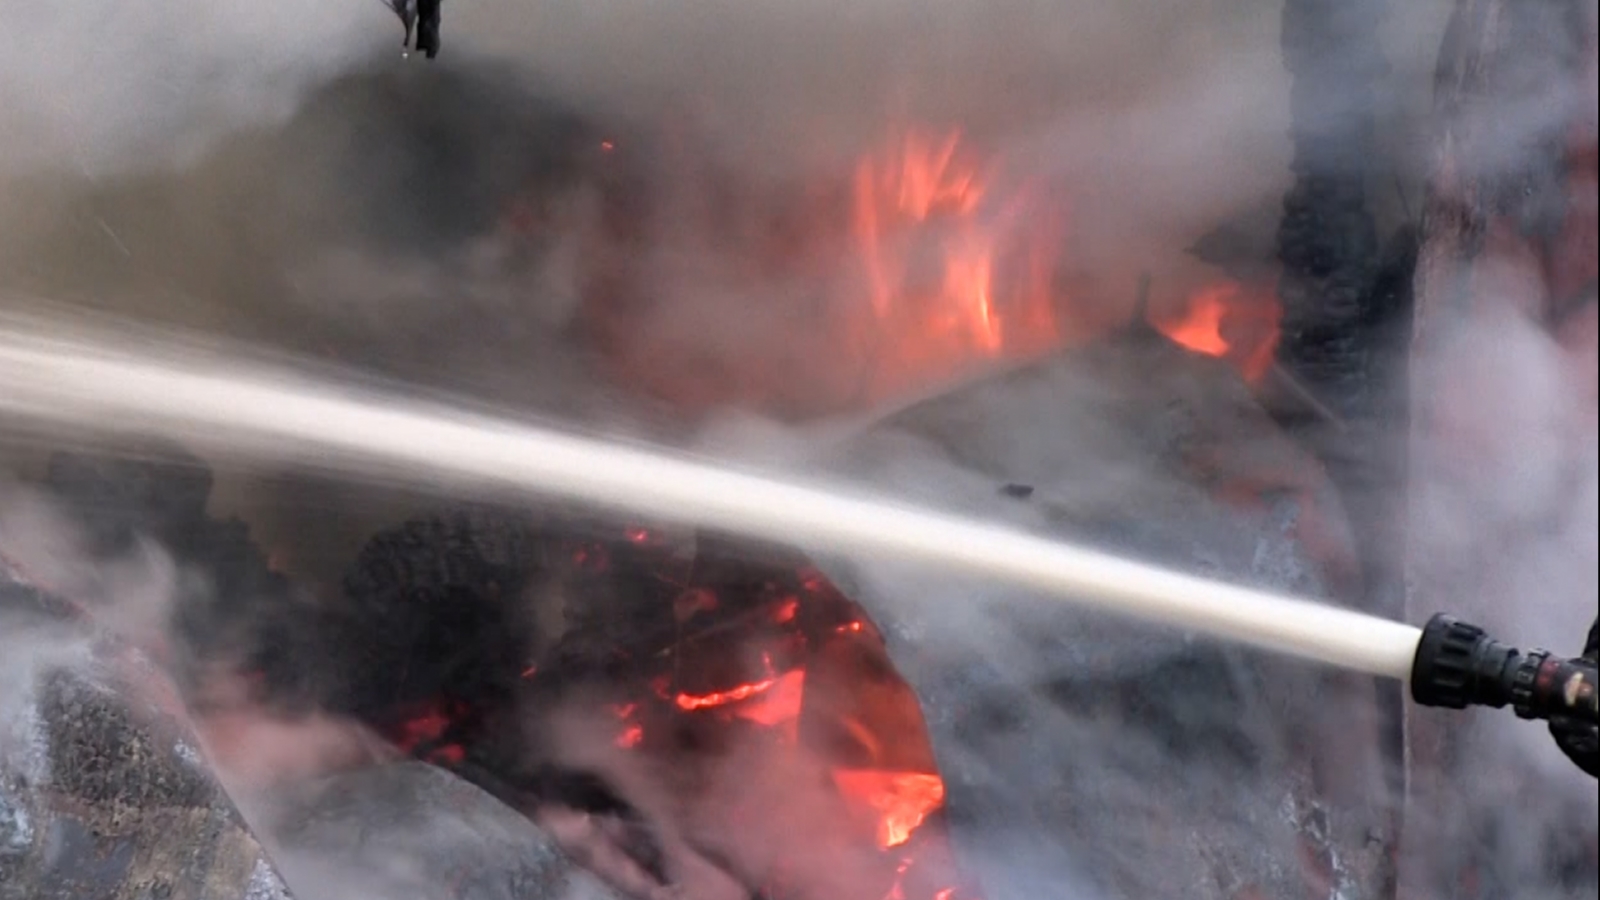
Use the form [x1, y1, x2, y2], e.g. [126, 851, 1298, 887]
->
[27, 440, 997, 898]
[344, 513, 978, 898]
[23, 450, 638, 899]
[41, 445, 328, 712]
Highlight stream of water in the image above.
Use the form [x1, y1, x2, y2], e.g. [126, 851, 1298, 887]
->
[0, 312, 1423, 680]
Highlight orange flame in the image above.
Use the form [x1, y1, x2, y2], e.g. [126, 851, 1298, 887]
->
[1155, 282, 1281, 382]
[832, 770, 948, 849]
[1160, 289, 1230, 357]
[850, 130, 1061, 395]
[581, 123, 1280, 414]
[848, 129, 1279, 394]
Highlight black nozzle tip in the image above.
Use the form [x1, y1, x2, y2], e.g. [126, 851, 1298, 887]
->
[1410, 613, 1512, 710]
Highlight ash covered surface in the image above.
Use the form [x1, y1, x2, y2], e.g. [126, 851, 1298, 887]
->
[1, 554, 622, 900]
[0, 578, 293, 900]
[267, 761, 622, 900]
[815, 333, 1392, 899]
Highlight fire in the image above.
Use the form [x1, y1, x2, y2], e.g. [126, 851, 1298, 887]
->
[832, 770, 948, 849]
[845, 129, 1279, 395]
[674, 668, 808, 727]
[1160, 288, 1230, 356]
[389, 700, 470, 767]
[1155, 281, 1281, 381]
[580, 123, 1282, 412]
[849, 130, 1062, 395]
[675, 678, 779, 710]
[738, 668, 808, 727]
[646, 612, 961, 893]
[372, 537, 976, 900]
[616, 723, 644, 748]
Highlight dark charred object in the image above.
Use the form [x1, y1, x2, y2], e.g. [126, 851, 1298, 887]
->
[387, 0, 443, 59]
[1274, 0, 1417, 841]
[31, 452, 673, 895]
[1276, 0, 1385, 417]
[333, 509, 545, 728]
[1410, 614, 1599, 777]
[333, 511, 708, 892]
[274, 60, 592, 257]
[41, 447, 329, 708]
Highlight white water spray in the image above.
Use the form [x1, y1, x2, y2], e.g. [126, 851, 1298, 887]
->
[0, 317, 1423, 681]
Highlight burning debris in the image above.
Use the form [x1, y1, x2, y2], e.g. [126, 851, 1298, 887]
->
[575, 121, 1286, 419]
[0, 306, 1401, 900]
[8, 446, 986, 900]
[2, 3, 1594, 898]
[816, 332, 1390, 899]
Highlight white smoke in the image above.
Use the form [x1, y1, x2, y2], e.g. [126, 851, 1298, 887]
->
[1405, 290, 1599, 897]
[1, 0, 378, 177]
[0, 0, 1389, 374]
[2, 1, 1597, 899]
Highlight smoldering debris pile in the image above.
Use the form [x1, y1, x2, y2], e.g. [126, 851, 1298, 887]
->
[0, 332, 1409, 900]
[815, 331, 1394, 899]
[0, 462, 624, 900]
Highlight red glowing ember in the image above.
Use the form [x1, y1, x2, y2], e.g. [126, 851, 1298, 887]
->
[734, 668, 808, 727]
[642, 590, 965, 895]
[389, 700, 470, 767]
[378, 524, 977, 900]
[674, 671, 777, 712]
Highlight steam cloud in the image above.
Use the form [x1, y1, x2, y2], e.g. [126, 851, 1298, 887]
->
[2, 0, 1439, 389]
[3, 1, 1597, 900]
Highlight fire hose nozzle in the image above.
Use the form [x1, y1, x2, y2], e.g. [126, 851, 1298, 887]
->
[1410, 614, 1599, 726]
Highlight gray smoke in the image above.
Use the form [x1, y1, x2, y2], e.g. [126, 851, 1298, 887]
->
[1, 0, 376, 177]
[0, 0, 1443, 406]
[2, 1, 1597, 899]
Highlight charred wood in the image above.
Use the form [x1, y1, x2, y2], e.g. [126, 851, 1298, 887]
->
[1276, 0, 1387, 417]
[39, 447, 332, 715]
[1276, 5, 1418, 884]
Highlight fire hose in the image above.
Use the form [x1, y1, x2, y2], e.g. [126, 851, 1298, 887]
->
[0, 319, 1595, 777]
